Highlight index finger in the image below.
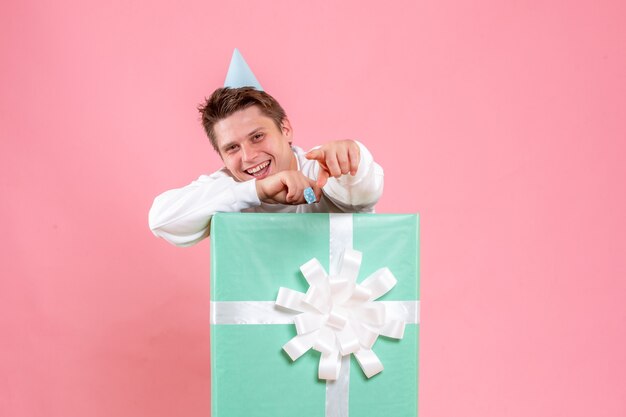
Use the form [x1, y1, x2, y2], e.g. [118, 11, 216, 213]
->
[316, 166, 329, 188]
[305, 149, 324, 161]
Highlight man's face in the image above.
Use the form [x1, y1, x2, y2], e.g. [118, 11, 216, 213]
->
[214, 105, 296, 182]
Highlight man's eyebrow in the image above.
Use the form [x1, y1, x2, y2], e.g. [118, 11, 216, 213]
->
[220, 140, 237, 152]
[246, 127, 264, 138]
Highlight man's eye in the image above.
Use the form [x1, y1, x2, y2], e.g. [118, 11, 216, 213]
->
[252, 133, 264, 141]
[226, 145, 239, 153]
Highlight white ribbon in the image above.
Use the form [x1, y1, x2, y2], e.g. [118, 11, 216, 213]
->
[276, 248, 406, 380]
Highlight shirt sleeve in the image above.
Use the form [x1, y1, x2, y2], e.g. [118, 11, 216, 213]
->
[302, 141, 384, 212]
[148, 170, 260, 246]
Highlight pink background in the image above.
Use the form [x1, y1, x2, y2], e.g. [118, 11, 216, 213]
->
[1, 0, 625, 416]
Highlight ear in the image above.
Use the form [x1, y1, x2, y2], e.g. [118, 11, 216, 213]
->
[280, 118, 294, 144]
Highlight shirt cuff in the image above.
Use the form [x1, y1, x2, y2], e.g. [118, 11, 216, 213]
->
[231, 179, 261, 211]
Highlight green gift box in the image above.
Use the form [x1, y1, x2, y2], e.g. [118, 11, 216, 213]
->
[210, 213, 420, 417]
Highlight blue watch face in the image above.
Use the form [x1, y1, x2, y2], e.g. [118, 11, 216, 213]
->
[304, 187, 316, 204]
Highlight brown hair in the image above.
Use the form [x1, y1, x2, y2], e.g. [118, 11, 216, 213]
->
[198, 87, 287, 152]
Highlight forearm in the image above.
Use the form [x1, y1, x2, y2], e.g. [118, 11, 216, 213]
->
[148, 174, 260, 246]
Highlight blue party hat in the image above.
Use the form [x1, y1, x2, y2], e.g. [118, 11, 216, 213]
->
[223, 48, 263, 91]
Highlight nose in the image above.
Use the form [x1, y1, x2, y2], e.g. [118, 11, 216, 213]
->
[241, 142, 257, 163]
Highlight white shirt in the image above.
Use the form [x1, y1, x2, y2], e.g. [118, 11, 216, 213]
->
[149, 143, 384, 246]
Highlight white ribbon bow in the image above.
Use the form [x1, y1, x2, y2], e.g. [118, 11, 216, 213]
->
[275, 248, 407, 380]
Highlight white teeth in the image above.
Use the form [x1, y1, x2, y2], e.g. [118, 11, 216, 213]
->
[246, 161, 269, 174]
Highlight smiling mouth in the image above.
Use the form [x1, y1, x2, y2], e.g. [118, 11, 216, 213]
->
[245, 160, 271, 178]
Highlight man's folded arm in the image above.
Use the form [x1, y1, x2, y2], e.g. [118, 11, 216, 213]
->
[148, 171, 260, 246]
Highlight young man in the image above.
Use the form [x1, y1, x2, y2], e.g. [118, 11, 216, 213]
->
[149, 52, 383, 247]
